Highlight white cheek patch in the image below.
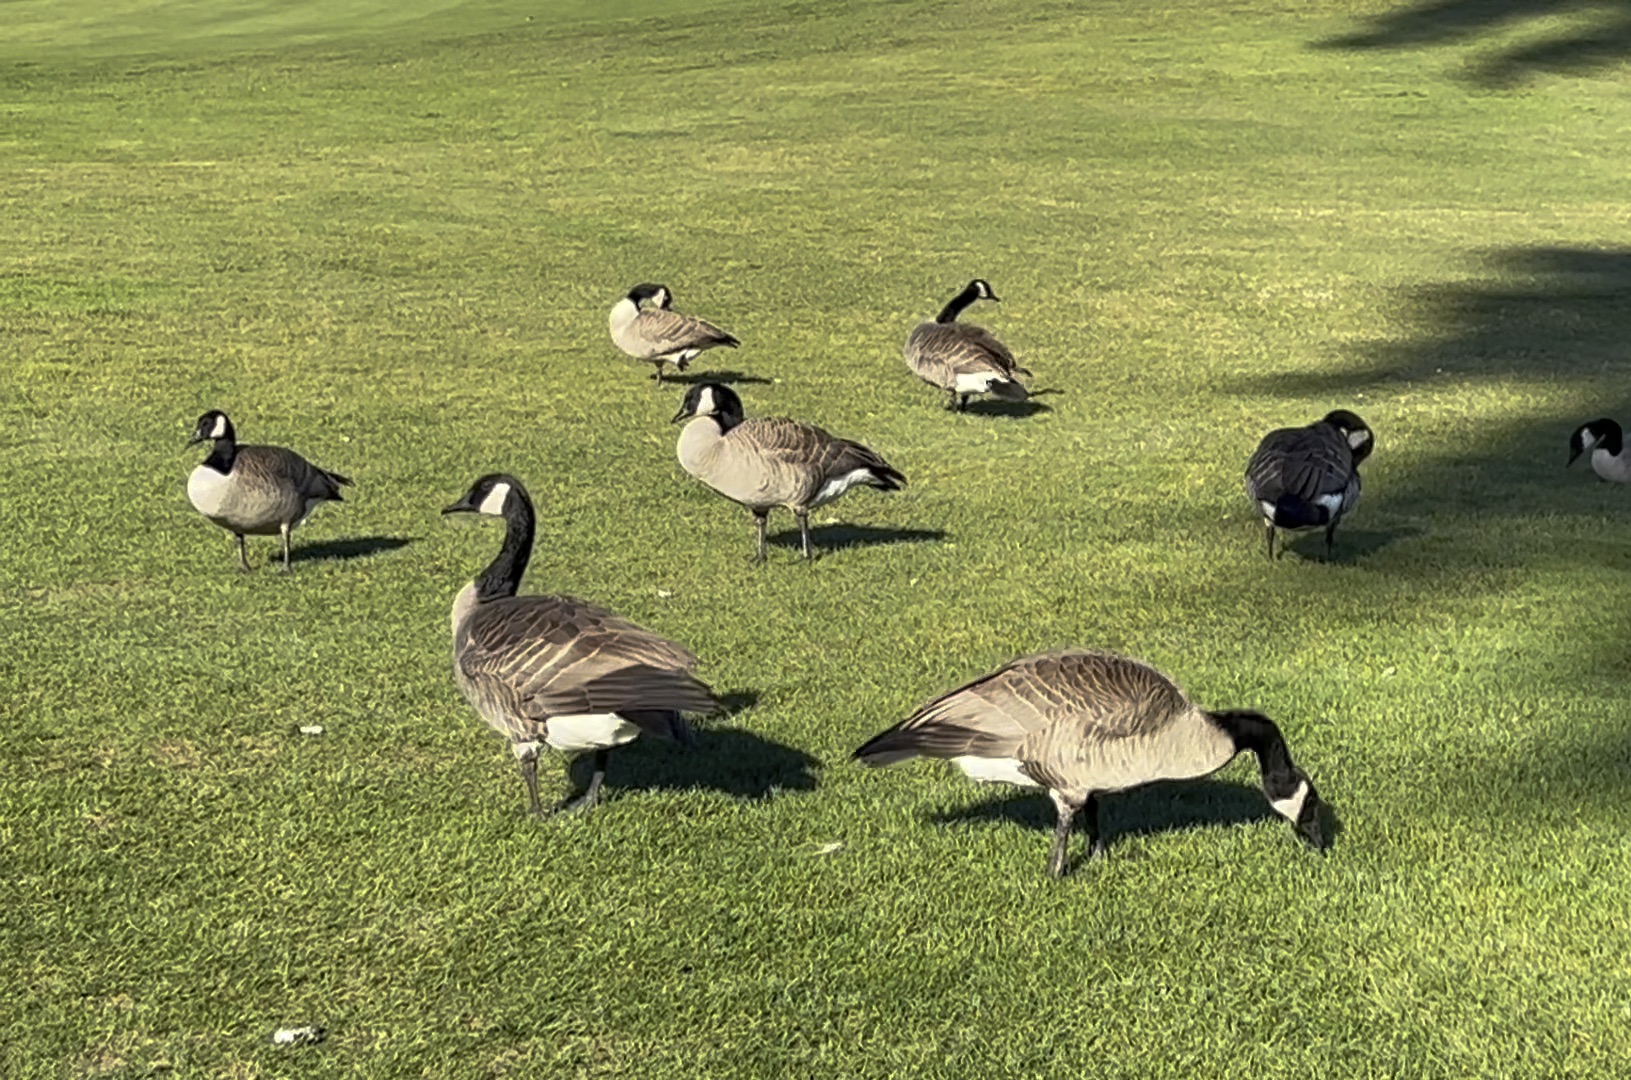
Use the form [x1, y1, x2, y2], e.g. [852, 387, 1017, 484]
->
[1347, 430, 1370, 450]
[1269, 780, 1310, 823]
[655, 287, 671, 308]
[695, 386, 717, 415]
[477, 482, 511, 516]
[1580, 430, 1600, 451]
[210, 415, 228, 439]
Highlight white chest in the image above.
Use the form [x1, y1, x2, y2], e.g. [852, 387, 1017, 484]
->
[1593, 448, 1631, 483]
[450, 581, 480, 640]
[187, 464, 235, 518]
[676, 417, 723, 479]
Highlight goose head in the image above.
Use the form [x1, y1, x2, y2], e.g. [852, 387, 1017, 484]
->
[671, 382, 746, 426]
[625, 282, 672, 310]
[966, 278, 1000, 303]
[1264, 768, 1328, 854]
[187, 410, 234, 446]
[1568, 418, 1622, 466]
[1322, 409, 1374, 464]
[442, 473, 528, 519]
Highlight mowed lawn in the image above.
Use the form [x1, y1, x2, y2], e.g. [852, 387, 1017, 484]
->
[5, 0, 1631, 1074]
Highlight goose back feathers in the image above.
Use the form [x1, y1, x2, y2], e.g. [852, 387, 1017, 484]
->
[673, 383, 906, 561]
[904, 279, 1030, 411]
[444, 474, 716, 815]
[186, 409, 351, 572]
[1244, 409, 1372, 560]
[855, 649, 1326, 876]
[609, 283, 739, 384]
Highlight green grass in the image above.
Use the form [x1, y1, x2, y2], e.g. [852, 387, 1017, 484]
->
[5, 0, 1631, 1074]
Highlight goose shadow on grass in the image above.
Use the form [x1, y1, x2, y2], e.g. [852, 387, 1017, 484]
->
[568, 692, 822, 801]
[660, 369, 774, 387]
[1274, 525, 1425, 564]
[768, 524, 947, 554]
[930, 779, 1345, 853]
[291, 535, 414, 564]
[962, 398, 1054, 419]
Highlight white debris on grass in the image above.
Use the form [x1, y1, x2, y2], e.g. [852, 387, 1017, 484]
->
[272, 1026, 325, 1046]
[298, 725, 325, 736]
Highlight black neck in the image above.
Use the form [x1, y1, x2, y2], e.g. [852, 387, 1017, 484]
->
[1601, 425, 1625, 456]
[202, 435, 238, 474]
[712, 408, 744, 435]
[476, 486, 536, 602]
[935, 284, 979, 324]
[1207, 709, 1297, 783]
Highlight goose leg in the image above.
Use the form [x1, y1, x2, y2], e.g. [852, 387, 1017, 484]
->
[556, 748, 609, 815]
[1264, 522, 1276, 562]
[1085, 796, 1108, 862]
[651, 362, 665, 385]
[958, 394, 971, 412]
[1047, 791, 1080, 878]
[1324, 521, 1338, 556]
[752, 509, 769, 564]
[944, 389, 959, 411]
[279, 524, 293, 573]
[235, 533, 251, 573]
[795, 509, 813, 560]
[519, 751, 544, 818]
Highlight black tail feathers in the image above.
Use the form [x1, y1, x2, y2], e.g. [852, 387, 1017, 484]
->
[1270, 492, 1329, 529]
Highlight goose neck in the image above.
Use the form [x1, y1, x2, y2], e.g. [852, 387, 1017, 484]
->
[1206, 709, 1296, 782]
[202, 436, 238, 474]
[935, 285, 978, 324]
[475, 489, 535, 602]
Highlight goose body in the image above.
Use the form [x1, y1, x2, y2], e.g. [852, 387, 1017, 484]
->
[1244, 409, 1373, 560]
[854, 649, 1327, 877]
[185, 410, 351, 572]
[672, 383, 906, 562]
[1568, 418, 1631, 482]
[609, 282, 739, 384]
[444, 474, 716, 816]
[904, 279, 1030, 411]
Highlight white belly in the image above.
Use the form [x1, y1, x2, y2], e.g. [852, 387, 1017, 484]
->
[187, 464, 234, 518]
[811, 468, 873, 507]
[953, 755, 1042, 788]
[544, 713, 642, 752]
[954, 372, 1000, 394]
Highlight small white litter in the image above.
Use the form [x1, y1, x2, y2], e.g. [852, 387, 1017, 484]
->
[656, 589, 673, 599]
[809, 841, 843, 857]
[298, 725, 325, 737]
[272, 1026, 324, 1046]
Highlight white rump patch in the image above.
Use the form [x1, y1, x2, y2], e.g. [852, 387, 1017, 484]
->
[187, 463, 234, 517]
[1315, 493, 1343, 515]
[813, 468, 874, 506]
[477, 482, 511, 516]
[953, 755, 1042, 788]
[544, 713, 642, 753]
[1269, 780, 1310, 823]
[953, 372, 999, 394]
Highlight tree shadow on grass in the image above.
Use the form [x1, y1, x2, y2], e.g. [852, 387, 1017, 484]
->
[1314, 0, 1631, 86]
[291, 535, 413, 563]
[931, 779, 1345, 853]
[768, 524, 947, 554]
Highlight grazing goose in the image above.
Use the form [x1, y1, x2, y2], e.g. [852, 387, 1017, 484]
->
[185, 409, 351, 573]
[608, 282, 740, 384]
[443, 474, 717, 816]
[1244, 409, 1373, 560]
[854, 649, 1328, 878]
[672, 382, 906, 562]
[1567, 418, 1631, 482]
[904, 279, 1031, 411]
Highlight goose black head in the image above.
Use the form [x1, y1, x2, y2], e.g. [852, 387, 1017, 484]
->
[967, 278, 1000, 303]
[443, 473, 527, 518]
[1322, 409, 1374, 464]
[626, 282, 672, 309]
[188, 410, 234, 446]
[671, 382, 745, 426]
[1264, 767, 1328, 854]
[1568, 418, 1622, 466]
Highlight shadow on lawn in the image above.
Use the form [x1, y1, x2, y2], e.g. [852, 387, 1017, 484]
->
[1315, 0, 1631, 85]
[662, 369, 774, 387]
[291, 535, 413, 563]
[931, 779, 1344, 854]
[768, 524, 946, 554]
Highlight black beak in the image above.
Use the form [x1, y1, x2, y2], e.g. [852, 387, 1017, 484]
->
[441, 497, 477, 516]
[670, 407, 691, 424]
[186, 433, 205, 446]
[1567, 448, 1582, 467]
[989, 293, 1002, 303]
[1295, 813, 1329, 855]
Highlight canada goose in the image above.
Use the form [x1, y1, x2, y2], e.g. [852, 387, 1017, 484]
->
[185, 410, 351, 573]
[443, 474, 717, 816]
[1244, 409, 1373, 560]
[608, 283, 740, 384]
[853, 649, 1328, 878]
[1567, 418, 1631, 482]
[672, 382, 907, 562]
[904, 279, 1031, 411]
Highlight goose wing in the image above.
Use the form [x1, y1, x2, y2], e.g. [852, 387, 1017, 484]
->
[905, 321, 1027, 379]
[736, 418, 904, 488]
[457, 594, 716, 718]
[1244, 423, 1354, 503]
[631, 307, 739, 357]
[239, 445, 351, 499]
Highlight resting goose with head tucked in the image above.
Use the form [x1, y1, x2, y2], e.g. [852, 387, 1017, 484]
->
[1244, 409, 1373, 561]
[443, 474, 717, 816]
[672, 382, 906, 563]
[185, 409, 351, 573]
[903, 279, 1031, 412]
[854, 648, 1329, 878]
[608, 282, 740, 385]
[1567, 418, 1631, 482]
